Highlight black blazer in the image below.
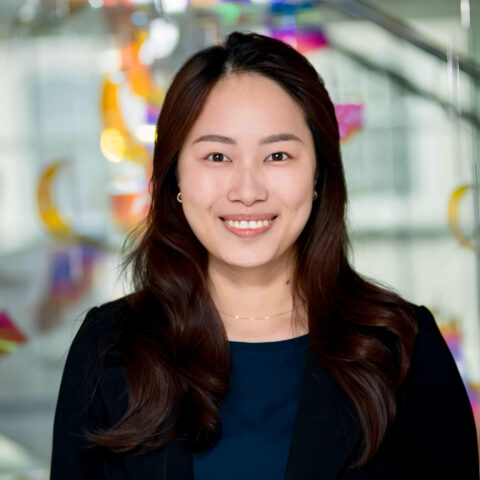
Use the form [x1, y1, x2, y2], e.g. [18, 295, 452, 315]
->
[50, 298, 479, 479]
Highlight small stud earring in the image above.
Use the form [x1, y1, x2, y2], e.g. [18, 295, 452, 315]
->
[313, 190, 318, 201]
[177, 192, 182, 203]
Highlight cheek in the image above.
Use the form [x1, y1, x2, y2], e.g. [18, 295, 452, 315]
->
[272, 171, 314, 237]
[181, 166, 222, 206]
[273, 171, 313, 209]
[179, 169, 225, 236]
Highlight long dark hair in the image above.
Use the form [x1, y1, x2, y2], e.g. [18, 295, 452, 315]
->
[88, 31, 418, 467]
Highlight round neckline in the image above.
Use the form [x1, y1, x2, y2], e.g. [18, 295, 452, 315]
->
[228, 333, 309, 352]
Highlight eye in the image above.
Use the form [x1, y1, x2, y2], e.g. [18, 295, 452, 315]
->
[204, 152, 231, 163]
[266, 152, 291, 162]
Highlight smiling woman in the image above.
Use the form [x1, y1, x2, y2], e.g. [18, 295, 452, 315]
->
[176, 72, 317, 321]
[50, 31, 479, 479]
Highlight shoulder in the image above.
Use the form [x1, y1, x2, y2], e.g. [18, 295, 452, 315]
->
[69, 295, 137, 369]
[399, 303, 473, 417]
[407, 304, 459, 381]
[54, 296, 138, 444]
[391, 308, 479, 474]
[79, 294, 135, 332]
[73, 296, 130, 338]
[410, 303, 441, 339]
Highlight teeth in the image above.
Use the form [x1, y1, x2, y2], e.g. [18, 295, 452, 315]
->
[224, 219, 272, 229]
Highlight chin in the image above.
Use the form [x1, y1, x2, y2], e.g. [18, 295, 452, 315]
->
[216, 251, 276, 269]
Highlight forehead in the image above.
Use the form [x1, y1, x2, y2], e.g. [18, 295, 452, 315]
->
[208, 72, 297, 102]
[186, 73, 307, 136]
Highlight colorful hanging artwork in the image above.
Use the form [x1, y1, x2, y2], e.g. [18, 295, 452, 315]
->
[108, 175, 150, 230]
[100, 30, 165, 173]
[99, 29, 168, 233]
[46, 245, 98, 305]
[100, 27, 173, 229]
[265, 15, 363, 143]
[100, 78, 152, 168]
[36, 161, 109, 243]
[37, 161, 73, 238]
[0, 311, 27, 356]
[334, 103, 364, 142]
[38, 29, 164, 240]
[120, 30, 167, 105]
[268, 26, 329, 54]
[448, 185, 474, 250]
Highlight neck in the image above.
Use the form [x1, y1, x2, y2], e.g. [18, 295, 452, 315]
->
[207, 250, 308, 342]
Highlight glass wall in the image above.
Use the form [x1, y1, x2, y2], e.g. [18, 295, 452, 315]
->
[0, 0, 479, 477]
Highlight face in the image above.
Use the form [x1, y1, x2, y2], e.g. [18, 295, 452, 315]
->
[176, 73, 317, 270]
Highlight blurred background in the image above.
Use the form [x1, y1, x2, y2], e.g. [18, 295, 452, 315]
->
[0, 0, 479, 478]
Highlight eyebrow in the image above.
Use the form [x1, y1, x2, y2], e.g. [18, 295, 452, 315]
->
[191, 133, 304, 146]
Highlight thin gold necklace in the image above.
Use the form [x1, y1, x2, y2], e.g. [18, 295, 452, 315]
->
[217, 308, 293, 321]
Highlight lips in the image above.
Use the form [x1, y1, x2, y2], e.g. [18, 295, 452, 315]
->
[219, 215, 277, 238]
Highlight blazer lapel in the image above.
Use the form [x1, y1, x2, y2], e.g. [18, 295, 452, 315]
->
[122, 346, 361, 480]
[283, 346, 361, 480]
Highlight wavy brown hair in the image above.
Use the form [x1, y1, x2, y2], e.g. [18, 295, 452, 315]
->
[88, 30, 418, 467]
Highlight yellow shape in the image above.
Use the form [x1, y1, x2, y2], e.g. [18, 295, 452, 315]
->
[100, 77, 151, 168]
[101, 127, 126, 163]
[37, 161, 72, 237]
[448, 185, 474, 250]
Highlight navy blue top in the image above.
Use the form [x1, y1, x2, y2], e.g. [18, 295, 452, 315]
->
[193, 333, 310, 480]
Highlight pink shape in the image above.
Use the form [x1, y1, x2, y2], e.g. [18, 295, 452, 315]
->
[0, 311, 14, 329]
[269, 27, 329, 54]
[334, 103, 364, 141]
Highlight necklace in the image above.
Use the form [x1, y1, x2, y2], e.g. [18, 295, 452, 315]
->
[217, 308, 293, 321]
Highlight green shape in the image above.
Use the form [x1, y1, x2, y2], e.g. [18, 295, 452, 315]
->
[213, 3, 241, 25]
[296, 8, 324, 25]
[0, 338, 18, 353]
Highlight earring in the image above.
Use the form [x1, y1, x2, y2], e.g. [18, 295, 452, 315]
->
[313, 190, 318, 201]
[177, 192, 182, 203]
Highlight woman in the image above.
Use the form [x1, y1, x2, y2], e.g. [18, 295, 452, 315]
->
[50, 31, 479, 479]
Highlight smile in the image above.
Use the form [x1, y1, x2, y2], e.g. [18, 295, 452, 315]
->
[219, 216, 277, 238]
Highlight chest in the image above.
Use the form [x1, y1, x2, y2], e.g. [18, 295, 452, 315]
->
[193, 337, 309, 479]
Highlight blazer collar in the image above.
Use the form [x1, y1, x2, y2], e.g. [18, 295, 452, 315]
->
[123, 346, 361, 480]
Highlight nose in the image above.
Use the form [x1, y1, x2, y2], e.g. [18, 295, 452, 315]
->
[227, 162, 268, 206]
